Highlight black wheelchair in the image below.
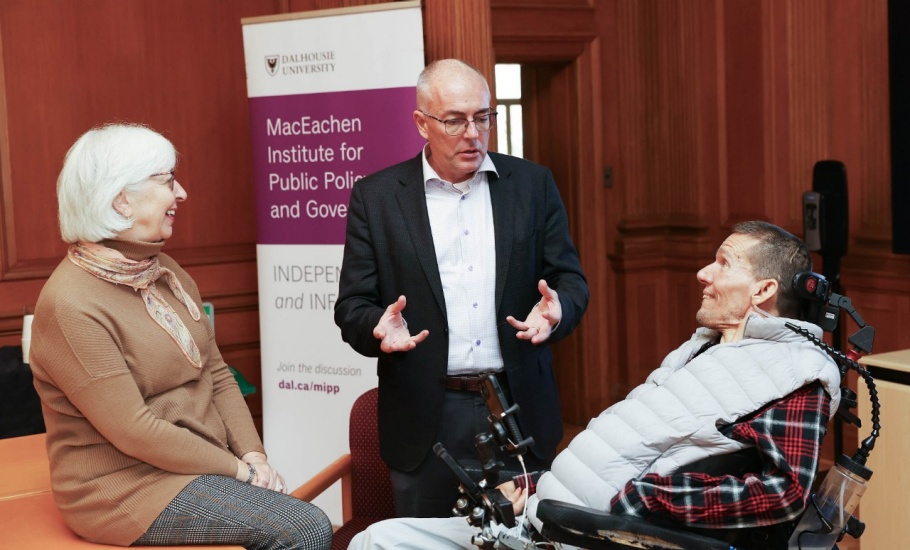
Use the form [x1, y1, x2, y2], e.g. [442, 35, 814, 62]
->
[436, 271, 881, 550]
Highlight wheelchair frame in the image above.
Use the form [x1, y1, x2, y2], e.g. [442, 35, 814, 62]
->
[437, 271, 881, 550]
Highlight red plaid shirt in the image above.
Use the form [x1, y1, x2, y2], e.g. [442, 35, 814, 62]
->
[609, 381, 832, 529]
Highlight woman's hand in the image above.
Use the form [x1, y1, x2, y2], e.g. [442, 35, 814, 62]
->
[497, 481, 528, 516]
[240, 452, 288, 494]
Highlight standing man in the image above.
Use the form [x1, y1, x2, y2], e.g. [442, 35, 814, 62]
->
[335, 59, 589, 517]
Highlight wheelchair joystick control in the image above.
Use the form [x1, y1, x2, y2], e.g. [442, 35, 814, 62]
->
[788, 453, 871, 550]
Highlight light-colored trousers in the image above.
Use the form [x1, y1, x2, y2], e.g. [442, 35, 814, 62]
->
[348, 516, 523, 550]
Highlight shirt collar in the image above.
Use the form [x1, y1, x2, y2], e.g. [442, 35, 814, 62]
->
[422, 145, 498, 192]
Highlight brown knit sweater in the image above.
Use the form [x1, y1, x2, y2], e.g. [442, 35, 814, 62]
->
[29, 239, 265, 546]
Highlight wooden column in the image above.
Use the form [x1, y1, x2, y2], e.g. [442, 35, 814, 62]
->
[422, 0, 495, 84]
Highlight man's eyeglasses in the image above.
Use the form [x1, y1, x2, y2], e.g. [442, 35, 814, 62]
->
[421, 111, 498, 136]
[150, 170, 176, 191]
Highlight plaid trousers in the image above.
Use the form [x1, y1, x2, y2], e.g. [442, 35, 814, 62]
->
[132, 475, 332, 550]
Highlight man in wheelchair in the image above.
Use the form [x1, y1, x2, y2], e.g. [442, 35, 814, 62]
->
[350, 221, 844, 550]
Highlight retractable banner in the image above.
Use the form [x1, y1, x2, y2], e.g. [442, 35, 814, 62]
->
[241, 1, 425, 522]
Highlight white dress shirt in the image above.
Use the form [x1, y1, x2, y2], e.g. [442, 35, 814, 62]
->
[422, 148, 503, 376]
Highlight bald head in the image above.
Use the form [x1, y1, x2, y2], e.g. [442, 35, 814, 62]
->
[416, 59, 489, 111]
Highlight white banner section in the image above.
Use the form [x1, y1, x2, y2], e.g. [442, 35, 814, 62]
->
[242, 1, 425, 524]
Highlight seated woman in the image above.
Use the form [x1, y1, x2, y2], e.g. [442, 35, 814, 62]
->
[29, 123, 332, 549]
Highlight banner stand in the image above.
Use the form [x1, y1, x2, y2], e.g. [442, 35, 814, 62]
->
[241, 1, 425, 523]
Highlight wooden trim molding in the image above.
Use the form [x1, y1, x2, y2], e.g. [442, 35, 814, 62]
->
[0, 16, 17, 283]
[0, 243, 256, 282]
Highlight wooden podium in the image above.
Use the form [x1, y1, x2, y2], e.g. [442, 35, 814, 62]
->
[856, 349, 910, 548]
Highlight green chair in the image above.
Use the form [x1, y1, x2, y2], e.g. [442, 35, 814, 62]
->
[229, 366, 257, 397]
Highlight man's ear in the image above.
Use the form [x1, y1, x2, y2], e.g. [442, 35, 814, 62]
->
[413, 110, 429, 140]
[752, 278, 779, 311]
[112, 192, 132, 218]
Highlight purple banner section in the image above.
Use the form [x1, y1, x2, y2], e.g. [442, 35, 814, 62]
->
[249, 87, 425, 245]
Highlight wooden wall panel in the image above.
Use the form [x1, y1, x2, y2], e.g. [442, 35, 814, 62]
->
[424, 0, 495, 85]
[0, 1, 276, 276]
[627, 279, 662, 387]
[613, 1, 707, 222]
[854, 1, 892, 240]
[491, 0, 611, 425]
[784, 0, 831, 224]
[0, 0, 287, 428]
[0, 0, 281, 274]
[722, 0, 771, 224]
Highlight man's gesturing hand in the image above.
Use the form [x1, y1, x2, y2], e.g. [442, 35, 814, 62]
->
[373, 295, 429, 353]
[506, 279, 562, 345]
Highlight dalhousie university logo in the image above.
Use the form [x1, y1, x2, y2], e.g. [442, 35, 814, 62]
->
[265, 55, 279, 76]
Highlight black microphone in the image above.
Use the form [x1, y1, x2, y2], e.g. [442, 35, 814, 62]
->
[811, 160, 849, 259]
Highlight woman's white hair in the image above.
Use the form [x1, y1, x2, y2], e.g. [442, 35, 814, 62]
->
[57, 123, 177, 243]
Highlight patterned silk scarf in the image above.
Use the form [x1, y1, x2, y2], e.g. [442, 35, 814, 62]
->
[68, 242, 202, 368]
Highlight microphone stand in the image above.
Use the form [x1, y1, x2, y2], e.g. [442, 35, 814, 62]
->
[822, 253, 845, 457]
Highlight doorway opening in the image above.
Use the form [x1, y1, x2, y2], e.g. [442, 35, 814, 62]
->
[495, 63, 523, 158]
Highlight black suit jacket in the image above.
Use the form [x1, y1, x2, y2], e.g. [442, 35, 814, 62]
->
[334, 151, 588, 471]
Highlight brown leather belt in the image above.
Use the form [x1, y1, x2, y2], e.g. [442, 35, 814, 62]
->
[443, 373, 501, 392]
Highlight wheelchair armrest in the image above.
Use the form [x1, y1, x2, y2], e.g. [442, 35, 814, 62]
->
[290, 454, 353, 522]
[536, 499, 732, 550]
